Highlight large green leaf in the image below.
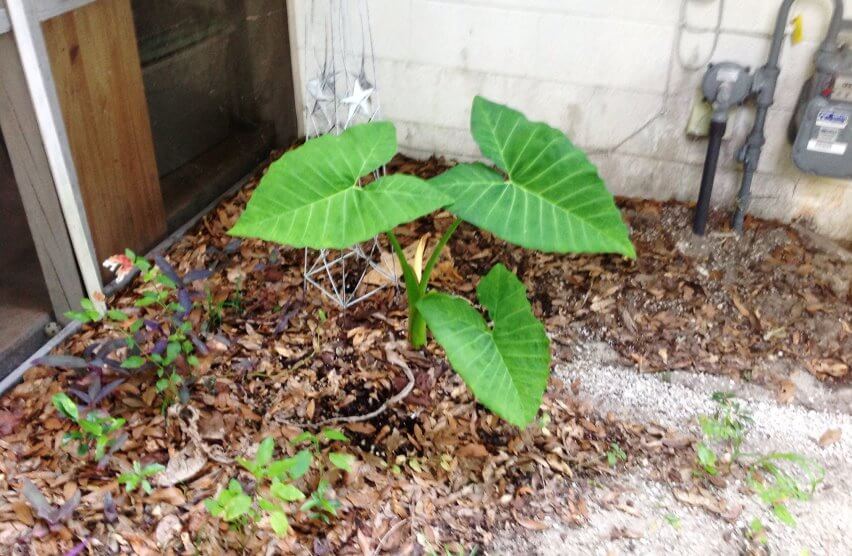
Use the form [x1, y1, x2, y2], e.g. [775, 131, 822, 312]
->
[431, 96, 635, 257]
[417, 264, 550, 427]
[229, 122, 451, 249]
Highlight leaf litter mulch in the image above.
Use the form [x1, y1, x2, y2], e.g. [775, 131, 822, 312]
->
[0, 154, 849, 555]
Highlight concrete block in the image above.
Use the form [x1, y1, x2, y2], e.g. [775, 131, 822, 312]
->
[435, 0, 679, 25]
[407, 1, 542, 77]
[536, 14, 675, 93]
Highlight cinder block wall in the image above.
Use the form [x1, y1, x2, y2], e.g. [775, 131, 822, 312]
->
[287, 0, 852, 241]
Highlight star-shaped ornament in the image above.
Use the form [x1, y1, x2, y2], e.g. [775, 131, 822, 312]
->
[342, 77, 375, 127]
[306, 73, 336, 134]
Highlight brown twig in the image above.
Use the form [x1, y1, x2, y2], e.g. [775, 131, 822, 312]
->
[278, 341, 416, 429]
[371, 517, 409, 556]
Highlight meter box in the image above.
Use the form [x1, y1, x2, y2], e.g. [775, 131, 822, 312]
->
[792, 96, 852, 178]
[791, 44, 852, 179]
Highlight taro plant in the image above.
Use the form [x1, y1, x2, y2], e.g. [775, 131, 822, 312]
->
[52, 393, 127, 467]
[230, 96, 634, 427]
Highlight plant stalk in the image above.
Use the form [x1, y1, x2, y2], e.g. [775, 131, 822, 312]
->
[419, 218, 461, 294]
[387, 219, 462, 349]
[387, 231, 425, 348]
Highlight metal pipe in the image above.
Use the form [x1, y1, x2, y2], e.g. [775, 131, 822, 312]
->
[694, 120, 727, 235]
[733, 0, 845, 232]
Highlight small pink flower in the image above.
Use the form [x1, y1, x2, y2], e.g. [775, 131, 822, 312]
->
[103, 254, 134, 281]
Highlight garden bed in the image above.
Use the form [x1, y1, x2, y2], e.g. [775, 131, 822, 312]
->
[0, 154, 849, 554]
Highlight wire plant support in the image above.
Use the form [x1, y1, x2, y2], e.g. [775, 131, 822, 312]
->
[300, 0, 396, 309]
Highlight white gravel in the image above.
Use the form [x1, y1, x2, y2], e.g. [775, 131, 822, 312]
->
[491, 343, 852, 556]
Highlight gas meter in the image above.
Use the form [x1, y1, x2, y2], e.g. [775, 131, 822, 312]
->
[790, 40, 852, 178]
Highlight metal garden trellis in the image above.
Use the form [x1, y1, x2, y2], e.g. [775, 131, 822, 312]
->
[300, 0, 397, 309]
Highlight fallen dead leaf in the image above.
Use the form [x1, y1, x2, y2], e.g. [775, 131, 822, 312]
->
[776, 380, 796, 404]
[818, 428, 842, 448]
[155, 514, 183, 547]
[158, 448, 206, 487]
[457, 444, 489, 458]
[514, 514, 549, 531]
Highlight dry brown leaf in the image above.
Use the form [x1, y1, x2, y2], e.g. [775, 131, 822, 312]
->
[809, 359, 849, 378]
[158, 448, 206, 487]
[456, 444, 489, 458]
[155, 514, 183, 547]
[147, 487, 186, 505]
[818, 428, 842, 448]
[514, 514, 549, 531]
[776, 380, 796, 404]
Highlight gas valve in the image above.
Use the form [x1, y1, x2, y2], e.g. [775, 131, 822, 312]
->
[702, 62, 753, 123]
[693, 63, 753, 235]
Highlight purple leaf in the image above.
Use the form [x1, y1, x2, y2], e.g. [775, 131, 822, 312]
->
[67, 388, 91, 405]
[22, 480, 56, 523]
[35, 356, 88, 370]
[103, 357, 125, 371]
[183, 269, 213, 283]
[63, 538, 88, 556]
[143, 319, 162, 333]
[87, 375, 101, 402]
[96, 338, 127, 359]
[103, 492, 118, 523]
[189, 333, 209, 356]
[224, 239, 242, 254]
[155, 256, 183, 287]
[152, 338, 168, 356]
[92, 379, 125, 405]
[55, 489, 80, 523]
[178, 289, 193, 317]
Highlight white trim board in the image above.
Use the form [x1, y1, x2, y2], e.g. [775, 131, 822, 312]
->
[0, 1, 98, 34]
[4, 0, 104, 305]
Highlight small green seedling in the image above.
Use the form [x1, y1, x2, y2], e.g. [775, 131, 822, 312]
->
[748, 452, 824, 527]
[205, 479, 255, 529]
[665, 513, 682, 530]
[606, 443, 627, 467]
[695, 442, 719, 475]
[695, 393, 825, 532]
[748, 517, 768, 545]
[118, 461, 165, 494]
[291, 428, 352, 472]
[699, 391, 752, 458]
[207, 432, 355, 537]
[65, 298, 104, 324]
[299, 479, 339, 523]
[52, 393, 126, 466]
[237, 437, 312, 482]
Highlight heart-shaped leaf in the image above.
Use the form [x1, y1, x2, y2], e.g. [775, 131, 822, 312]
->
[229, 122, 451, 249]
[431, 96, 635, 258]
[417, 264, 550, 427]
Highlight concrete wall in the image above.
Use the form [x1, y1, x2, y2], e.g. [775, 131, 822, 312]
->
[287, 0, 852, 241]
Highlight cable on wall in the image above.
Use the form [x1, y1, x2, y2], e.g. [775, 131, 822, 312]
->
[590, 0, 725, 155]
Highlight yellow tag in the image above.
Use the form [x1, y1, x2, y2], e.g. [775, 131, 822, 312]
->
[791, 15, 804, 45]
